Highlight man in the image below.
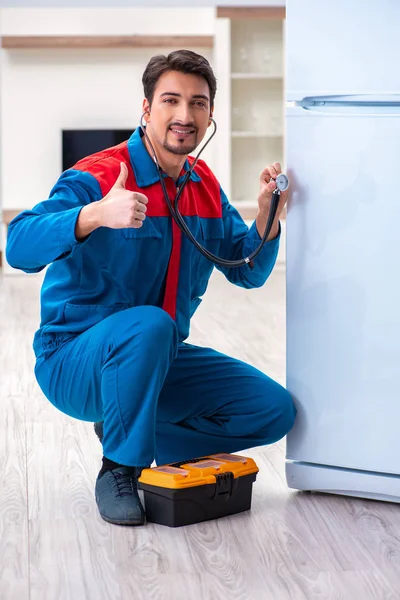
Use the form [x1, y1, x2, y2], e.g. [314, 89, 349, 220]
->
[6, 50, 296, 526]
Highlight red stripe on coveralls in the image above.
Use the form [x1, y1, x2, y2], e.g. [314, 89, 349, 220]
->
[160, 168, 220, 320]
[162, 218, 182, 320]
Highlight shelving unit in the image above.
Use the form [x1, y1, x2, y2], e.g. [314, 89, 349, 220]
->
[231, 18, 284, 207]
[214, 11, 285, 216]
[231, 73, 281, 80]
[231, 131, 281, 138]
[1, 35, 214, 49]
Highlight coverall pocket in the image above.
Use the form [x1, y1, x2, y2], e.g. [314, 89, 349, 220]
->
[199, 218, 224, 242]
[119, 217, 162, 240]
[63, 302, 132, 333]
[196, 218, 224, 281]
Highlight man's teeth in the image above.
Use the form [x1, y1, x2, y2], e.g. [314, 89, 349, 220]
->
[172, 129, 194, 134]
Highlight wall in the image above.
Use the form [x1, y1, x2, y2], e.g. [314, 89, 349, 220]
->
[0, 8, 215, 211]
[1, 0, 284, 7]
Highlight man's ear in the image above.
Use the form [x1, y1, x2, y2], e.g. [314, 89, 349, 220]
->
[208, 107, 214, 126]
[142, 99, 151, 122]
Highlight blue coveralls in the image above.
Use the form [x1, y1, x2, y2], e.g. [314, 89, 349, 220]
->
[6, 128, 296, 467]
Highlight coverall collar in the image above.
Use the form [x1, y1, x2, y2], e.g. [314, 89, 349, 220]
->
[127, 127, 202, 188]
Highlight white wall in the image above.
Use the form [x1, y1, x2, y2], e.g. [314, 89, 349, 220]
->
[0, 8, 215, 210]
[0, 7, 214, 35]
[1, 1, 284, 7]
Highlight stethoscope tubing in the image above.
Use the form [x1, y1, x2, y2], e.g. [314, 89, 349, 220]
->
[140, 113, 282, 268]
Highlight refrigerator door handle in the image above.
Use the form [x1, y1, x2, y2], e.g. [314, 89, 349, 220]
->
[295, 94, 400, 114]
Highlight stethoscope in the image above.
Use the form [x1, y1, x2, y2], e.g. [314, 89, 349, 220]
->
[140, 113, 289, 268]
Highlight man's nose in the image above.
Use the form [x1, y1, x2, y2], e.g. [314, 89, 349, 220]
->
[175, 103, 193, 124]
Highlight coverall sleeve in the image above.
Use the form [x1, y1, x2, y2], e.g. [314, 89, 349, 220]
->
[6, 169, 103, 273]
[216, 187, 281, 288]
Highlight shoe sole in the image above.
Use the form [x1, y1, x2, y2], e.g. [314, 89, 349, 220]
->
[99, 514, 146, 526]
[96, 493, 145, 526]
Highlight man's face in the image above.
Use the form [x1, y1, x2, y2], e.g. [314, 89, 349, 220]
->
[143, 70, 212, 156]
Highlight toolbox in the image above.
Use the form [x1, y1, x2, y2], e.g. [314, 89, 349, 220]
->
[138, 453, 259, 527]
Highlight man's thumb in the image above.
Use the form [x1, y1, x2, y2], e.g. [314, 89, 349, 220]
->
[114, 162, 128, 188]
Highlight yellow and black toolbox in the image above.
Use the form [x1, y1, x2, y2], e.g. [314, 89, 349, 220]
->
[138, 453, 259, 527]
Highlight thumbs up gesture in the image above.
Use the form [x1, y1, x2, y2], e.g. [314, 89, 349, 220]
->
[98, 163, 148, 229]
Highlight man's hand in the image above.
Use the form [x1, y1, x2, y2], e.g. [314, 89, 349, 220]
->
[97, 163, 148, 229]
[256, 162, 289, 240]
[75, 163, 149, 241]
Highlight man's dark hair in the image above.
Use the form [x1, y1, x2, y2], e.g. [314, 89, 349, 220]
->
[142, 49, 217, 110]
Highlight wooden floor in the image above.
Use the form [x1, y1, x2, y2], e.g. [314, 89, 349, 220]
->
[1, 267, 400, 600]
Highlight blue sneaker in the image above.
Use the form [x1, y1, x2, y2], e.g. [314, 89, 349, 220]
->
[95, 466, 146, 526]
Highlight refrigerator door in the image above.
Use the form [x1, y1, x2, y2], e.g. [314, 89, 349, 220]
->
[286, 0, 400, 101]
[286, 103, 400, 475]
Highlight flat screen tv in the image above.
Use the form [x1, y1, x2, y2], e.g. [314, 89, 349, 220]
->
[62, 129, 135, 171]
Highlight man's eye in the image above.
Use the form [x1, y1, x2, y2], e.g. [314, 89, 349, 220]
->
[164, 98, 177, 104]
[194, 101, 206, 108]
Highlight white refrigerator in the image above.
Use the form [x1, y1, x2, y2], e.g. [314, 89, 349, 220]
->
[285, 0, 400, 502]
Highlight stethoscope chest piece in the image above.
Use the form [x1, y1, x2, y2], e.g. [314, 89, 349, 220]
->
[275, 173, 289, 192]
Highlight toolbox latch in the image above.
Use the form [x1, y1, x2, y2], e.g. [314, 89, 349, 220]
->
[214, 471, 235, 499]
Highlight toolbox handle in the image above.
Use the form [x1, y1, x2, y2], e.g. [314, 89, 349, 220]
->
[213, 472, 235, 500]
